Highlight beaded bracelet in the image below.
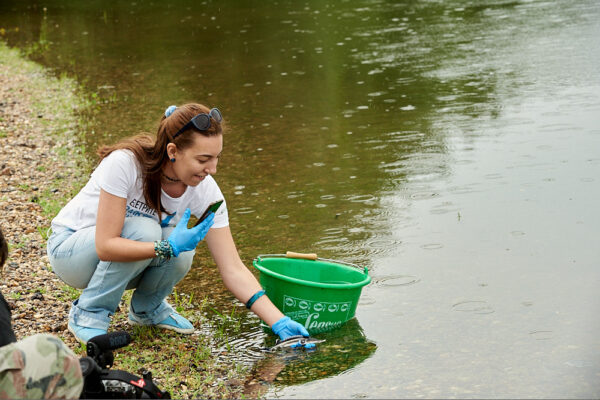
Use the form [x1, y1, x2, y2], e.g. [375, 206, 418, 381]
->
[245, 290, 266, 309]
[154, 240, 174, 259]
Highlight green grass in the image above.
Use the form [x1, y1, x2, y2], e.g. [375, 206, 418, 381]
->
[9, 292, 22, 300]
[36, 226, 49, 241]
[38, 188, 67, 218]
[10, 238, 29, 250]
[104, 291, 249, 398]
[172, 288, 194, 314]
[59, 285, 81, 302]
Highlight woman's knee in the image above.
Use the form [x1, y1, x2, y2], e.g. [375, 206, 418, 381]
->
[53, 265, 92, 289]
[122, 217, 162, 243]
[169, 251, 194, 278]
[48, 228, 98, 289]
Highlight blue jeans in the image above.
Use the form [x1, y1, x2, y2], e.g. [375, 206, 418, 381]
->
[47, 217, 194, 331]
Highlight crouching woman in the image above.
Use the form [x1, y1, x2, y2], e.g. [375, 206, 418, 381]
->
[47, 103, 307, 344]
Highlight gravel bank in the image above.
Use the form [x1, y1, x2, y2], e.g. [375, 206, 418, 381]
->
[0, 42, 87, 349]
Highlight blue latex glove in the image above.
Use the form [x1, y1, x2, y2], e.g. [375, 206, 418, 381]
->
[167, 208, 214, 257]
[290, 341, 316, 349]
[271, 316, 309, 341]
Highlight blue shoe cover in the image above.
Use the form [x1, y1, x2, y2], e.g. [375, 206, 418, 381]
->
[68, 321, 107, 344]
[156, 312, 194, 334]
[129, 311, 194, 334]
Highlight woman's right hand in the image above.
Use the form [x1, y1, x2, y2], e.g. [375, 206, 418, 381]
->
[272, 316, 309, 341]
[167, 208, 214, 256]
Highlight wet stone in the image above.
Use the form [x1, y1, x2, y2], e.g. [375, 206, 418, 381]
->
[30, 292, 44, 301]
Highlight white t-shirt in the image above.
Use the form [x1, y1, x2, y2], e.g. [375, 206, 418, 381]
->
[51, 149, 229, 232]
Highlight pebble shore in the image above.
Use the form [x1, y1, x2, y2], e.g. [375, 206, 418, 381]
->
[0, 42, 87, 349]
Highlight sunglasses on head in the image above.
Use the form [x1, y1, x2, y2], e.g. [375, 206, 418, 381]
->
[173, 108, 222, 139]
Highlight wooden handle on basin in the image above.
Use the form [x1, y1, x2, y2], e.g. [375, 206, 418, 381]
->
[285, 251, 318, 260]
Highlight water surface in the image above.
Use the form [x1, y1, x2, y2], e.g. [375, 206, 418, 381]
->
[1, 0, 599, 397]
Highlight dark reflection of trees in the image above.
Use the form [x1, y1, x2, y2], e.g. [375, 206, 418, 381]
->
[243, 318, 376, 397]
[1, 0, 507, 269]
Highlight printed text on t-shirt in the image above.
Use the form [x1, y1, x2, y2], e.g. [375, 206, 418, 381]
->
[127, 199, 156, 218]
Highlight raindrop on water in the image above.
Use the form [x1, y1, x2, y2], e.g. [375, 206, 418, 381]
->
[421, 243, 444, 250]
[452, 300, 494, 314]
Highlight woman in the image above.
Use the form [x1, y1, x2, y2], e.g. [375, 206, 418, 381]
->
[47, 103, 307, 344]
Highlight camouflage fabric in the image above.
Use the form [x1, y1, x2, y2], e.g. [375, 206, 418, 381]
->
[0, 333, 83, 399]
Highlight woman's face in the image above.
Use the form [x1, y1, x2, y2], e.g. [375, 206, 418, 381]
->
[169, 134, 223, 186]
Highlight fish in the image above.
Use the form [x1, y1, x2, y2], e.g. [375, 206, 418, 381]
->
[268, 335, 325, 351]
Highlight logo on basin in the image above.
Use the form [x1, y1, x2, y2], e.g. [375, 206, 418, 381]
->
[282, 295, 352, 332]
[305, 312, 345, 331]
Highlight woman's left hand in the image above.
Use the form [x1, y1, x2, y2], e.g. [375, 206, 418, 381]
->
[167, 208, 214, 256]
[271, 316, 309, 341]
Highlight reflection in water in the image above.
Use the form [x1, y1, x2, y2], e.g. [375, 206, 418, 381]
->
[243, 318, 376, 398]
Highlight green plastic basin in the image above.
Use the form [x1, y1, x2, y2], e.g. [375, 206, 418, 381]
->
[253, 254, 371, 334]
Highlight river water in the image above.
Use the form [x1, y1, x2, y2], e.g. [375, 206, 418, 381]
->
[1, 0, 599, 397]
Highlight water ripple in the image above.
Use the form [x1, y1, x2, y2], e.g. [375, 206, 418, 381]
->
[410, 191, 439, 200]
[320, 194, 336, 200]
[529, 330, 553, 341]
[314, 236, 351, 246]
[345, 194, 378, 203]
[234, 207, 256, 214]
[362, 238, 403, 255]
[452, 300, 495, 314]
[287, 191, 305, 199]
[448, 184, 480, 194]
[214, 325, 266, 365]
[358, 294, 376, 306]
[373, 275, 421, 287]
[323, 227, 345, 235]
[421, 243, 444, 250]
[429, 201, 459, 215]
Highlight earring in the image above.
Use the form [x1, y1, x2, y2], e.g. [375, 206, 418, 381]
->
[170, 158, 176, 162]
